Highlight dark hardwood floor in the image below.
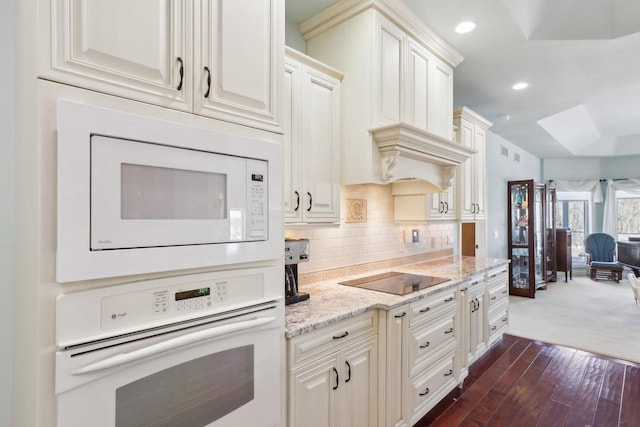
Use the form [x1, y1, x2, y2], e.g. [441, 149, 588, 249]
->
[415, 334, 640, 427]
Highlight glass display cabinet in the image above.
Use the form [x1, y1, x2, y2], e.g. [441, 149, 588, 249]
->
[508, 180, 547, 298]
[545, 185, 557, 282]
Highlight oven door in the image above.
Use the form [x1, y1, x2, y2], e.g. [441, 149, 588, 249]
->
[91, 135, 268, 250]
[56, 305, 282, 427]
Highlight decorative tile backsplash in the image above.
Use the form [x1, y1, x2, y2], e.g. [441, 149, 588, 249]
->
[285, 184, 456, 283]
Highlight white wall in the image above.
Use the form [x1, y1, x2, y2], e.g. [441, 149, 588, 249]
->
[0, 0, 14, 425]
[285, 16, 306, 52]
[485, 131, 541, 259]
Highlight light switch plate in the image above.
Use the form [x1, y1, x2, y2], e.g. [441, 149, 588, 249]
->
[412, 229, 419, 243]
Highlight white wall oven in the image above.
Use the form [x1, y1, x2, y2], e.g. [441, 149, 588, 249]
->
[56, 100, 282, 282]
[55, 267, 283, 427]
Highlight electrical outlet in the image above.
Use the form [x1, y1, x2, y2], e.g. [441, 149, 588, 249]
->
[412, 229, 419, 243]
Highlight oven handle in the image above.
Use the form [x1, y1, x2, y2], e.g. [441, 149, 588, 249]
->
[71, 316, 277, 375]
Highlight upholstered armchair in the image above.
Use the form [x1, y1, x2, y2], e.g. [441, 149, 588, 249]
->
[584, 233, 624, 282]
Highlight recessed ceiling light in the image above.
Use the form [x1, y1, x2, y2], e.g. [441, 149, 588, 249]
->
[455, 21, 476, 34]
[512, 82, 529, 90]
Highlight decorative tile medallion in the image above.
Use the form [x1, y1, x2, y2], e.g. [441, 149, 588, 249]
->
[345, 198, 367, 222]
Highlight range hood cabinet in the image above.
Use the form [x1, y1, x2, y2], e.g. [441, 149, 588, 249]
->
[372, 122, 474, 189]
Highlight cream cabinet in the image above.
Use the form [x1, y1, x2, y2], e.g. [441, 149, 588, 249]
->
[454, 107, 492, 220]
[456, 273, 487, 380]
[283, 48, 342, 224]
[287, 312, 378, 427]
[380, 289, 459, 426]
[486, 267, 509, 348]
[43, 0, 284, 133]
[301, 1, 464, 186]
[428, 183, 457, 221]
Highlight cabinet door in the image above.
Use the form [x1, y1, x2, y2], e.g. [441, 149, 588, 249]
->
[473, 126, 487, 219]
[374, 15, 404, 126]
[385, 307, 409, 427]
[46, 0, 191, 111]
[195, 0, 283, 133]
[468, 292, 487, 363]
[405, 39, 430, 131]
[301, 66, 341, 222]
[458, 119, 476, 220]
[341, 337, 378, 427]
[428, 56, 453, 140]
[283, 58, 303, 222]
[289, 355, 339, 427]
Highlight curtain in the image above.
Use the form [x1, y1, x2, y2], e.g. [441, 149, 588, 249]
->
[602, 179, 640, 238]
[551, 180, 603, 203]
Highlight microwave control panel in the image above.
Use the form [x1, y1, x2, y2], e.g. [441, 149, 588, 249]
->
[246, 159, 268, 240]
[99, 274, 264, 331]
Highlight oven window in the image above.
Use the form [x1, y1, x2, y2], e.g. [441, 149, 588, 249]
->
[115, 345, 254, 427]
[121, 163, 227, 220]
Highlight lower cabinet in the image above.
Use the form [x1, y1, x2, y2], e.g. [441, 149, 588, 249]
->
[287, 312, 378, 427]
[286, 266, 510, 426]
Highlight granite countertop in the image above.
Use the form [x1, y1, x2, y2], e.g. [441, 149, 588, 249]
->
[285, 255, 509, 338]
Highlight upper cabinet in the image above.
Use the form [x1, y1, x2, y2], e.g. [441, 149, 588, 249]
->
[300, 0, 469, 188]
[284, 48, 343, 224]
[42, 0, 284, 133]
[454, 107, 492, 221]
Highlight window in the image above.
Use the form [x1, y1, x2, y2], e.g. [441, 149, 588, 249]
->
[617, 191, 640, 241]
[555, 192, 592, 265]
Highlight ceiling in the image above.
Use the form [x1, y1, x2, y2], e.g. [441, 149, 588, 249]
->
[286, 0, 640, 159]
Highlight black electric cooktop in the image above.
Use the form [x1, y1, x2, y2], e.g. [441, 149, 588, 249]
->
[339, 271, 450, 295]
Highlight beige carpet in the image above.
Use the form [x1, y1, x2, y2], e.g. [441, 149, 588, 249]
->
[507, 269, 640, 363]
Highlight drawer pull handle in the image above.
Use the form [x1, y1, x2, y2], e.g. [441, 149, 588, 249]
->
[491, 296, 497, 300]
[502, 317, 508, 322]
[345, 361, 351, 383]
[420, 341, 431, 349]
[490, 273, 496, 278]
[307, 192, 313, 212]
[294, 191, 300, 212]
[491, 326, 497, 331]
[444, 369, 453, 377]
[394, 312, 407, 318]
[419, 387, 430, 396]
[444, 297, 454, 302]
[333, 331, 349, 340]
[502, 290, 508, 294]
[444, 328, 454, 334]
[419, 306, 431, 313]
[460, 287, 468, 292]
[332, 367, 339, 390]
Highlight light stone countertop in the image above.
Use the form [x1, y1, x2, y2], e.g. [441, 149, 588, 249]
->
[285, 255, 510, 338]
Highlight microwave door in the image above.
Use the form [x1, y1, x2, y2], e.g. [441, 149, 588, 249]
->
[90, 136, 248, 250]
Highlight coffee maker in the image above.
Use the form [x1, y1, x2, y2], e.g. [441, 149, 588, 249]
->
[284, 239, 310, 305]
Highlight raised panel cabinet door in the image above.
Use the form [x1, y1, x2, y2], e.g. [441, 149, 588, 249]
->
[385, 307, 409, 427]
[46, 0, 191, 110]
[428, 57, 453, 140]
[428, 193, 444, 219]
[405, 39, 430, 131]
[301, 66, 341, 222]
[195, 0, 283, 133]
[375, 15, 404, 126]
[459, 119, 476, 220]
[283, 57, 303, 222]
[473, 127, 487, 219]
[341, 337, 378, 427]
[289, 355, 339, 427]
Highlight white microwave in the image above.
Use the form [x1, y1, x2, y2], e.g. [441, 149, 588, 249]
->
[56, 100, 282, 283]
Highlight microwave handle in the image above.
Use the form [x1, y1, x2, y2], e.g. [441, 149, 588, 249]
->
[71, 316, 277, 375]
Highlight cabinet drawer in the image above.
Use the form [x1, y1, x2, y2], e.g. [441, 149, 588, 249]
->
[489, 310, 509, 340]
[409, 315, 457, 376]
[288, 311, 377, 370]
[410, 354, 457, 418]
[487, 284, 509, 312]
[486, 267, 508, 289]
[409, 289, 456, 326]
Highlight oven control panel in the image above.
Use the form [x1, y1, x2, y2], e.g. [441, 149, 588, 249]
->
[100, 275, 263, 331]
